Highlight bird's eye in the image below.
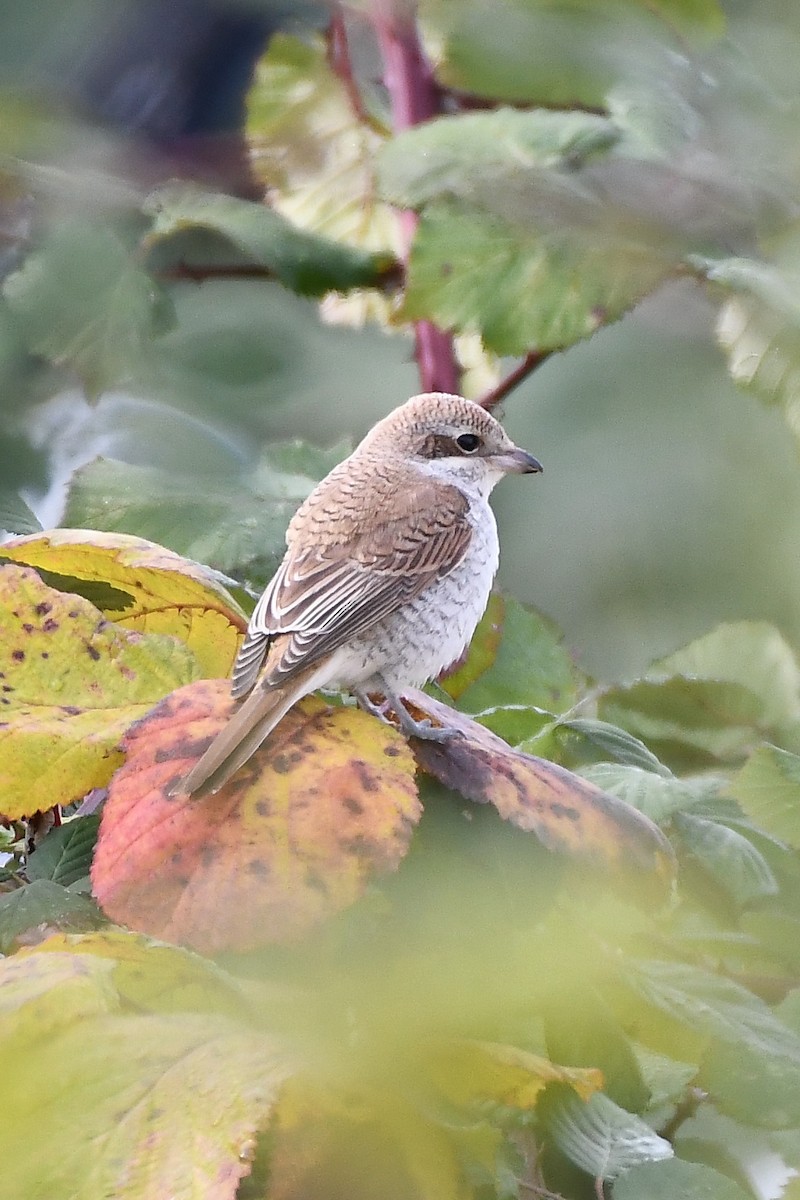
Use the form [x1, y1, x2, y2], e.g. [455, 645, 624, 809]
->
[456, 433, 481, 454]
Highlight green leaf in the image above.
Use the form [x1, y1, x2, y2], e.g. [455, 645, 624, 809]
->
[544, 988, 651, 1114]
[26, 816, 101, 888]
[555, 718, 670, 774]
[702, 1037, 800, 1128]
[0, 880, 102, 953]
[0, 490, 42, 535]
[614, 1158, 752, 1200]
[396, 200, 675, 356]
[378, 108, 619, 209]
[621, 959, 800, 1061]
[729, 744, 800, 849]
[421, 0, 724, 108]
[144, 184, 393, 297]
[674, 811, 778, 907]
[657, 620, 800, 736]
[2, 221, 168, 399]
[600, 621, 800, 767]
[699, 249, 800, 446]
[599, 678, 765, 769]
[578, 763, 719, 822]
[541, 1087, 672, 1180]
[440, 594, 583, 721]
[63, 438, 349, 584]
[633, 1046, 698, 1120]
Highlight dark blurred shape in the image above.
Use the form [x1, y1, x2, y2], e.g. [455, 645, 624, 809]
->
[51, 0, 321, 196]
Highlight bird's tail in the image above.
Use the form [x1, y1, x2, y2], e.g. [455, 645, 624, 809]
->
[174, 677, 307, 799]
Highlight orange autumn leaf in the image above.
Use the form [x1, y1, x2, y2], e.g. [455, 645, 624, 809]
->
[92, 681, 420, 953]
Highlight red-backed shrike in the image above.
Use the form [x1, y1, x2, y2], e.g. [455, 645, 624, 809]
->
[177, 392, 541, 796]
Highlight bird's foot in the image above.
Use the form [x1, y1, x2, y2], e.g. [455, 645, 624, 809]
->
[398, 714, 463, 743]
[354, 687, 463, 743]
[354, 689, 393, 721]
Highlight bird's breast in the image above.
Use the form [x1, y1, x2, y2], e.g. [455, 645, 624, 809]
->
[332, 498, 500, 692]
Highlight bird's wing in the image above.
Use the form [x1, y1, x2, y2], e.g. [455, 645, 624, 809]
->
[231, 470, 472, 698]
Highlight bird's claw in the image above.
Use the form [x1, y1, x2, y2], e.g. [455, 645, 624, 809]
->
[398, 715, 465, 743]
[354, 688, 463, 744]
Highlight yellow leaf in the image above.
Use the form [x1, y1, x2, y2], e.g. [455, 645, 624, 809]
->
[0, 564, 199, 816]
[25, 929, 251, 1020]
[0, 948, 288, 1200]
[2, 529, 247, 677]
[427, 1039, 603, 1113]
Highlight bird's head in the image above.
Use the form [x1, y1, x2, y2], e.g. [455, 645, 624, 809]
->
[361, 392, 542, 493]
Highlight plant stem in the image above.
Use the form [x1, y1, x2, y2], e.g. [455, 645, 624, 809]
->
[370, 0, 460, 394]
[479, 350, 552, 411]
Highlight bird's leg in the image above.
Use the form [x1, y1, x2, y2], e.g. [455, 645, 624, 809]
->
[353, 688, 393, 722]
[355, 683, 463, 743]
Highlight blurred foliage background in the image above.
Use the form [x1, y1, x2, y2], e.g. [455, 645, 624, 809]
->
[2, 0, 800, 685]
[5, 3, 800, 1199]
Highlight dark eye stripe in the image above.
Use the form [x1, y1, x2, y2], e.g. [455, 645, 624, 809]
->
[420, 432, 482, 458]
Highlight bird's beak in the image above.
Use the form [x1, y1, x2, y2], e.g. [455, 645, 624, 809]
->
[495, 447, 543, 475]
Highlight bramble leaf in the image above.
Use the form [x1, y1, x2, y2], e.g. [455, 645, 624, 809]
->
[62, 440, 349, 588]
[0, 948, 289, 1200]
[2, 529, 247, 678]
[144, 184, 394, 297]
[0, 564, 199, 816]
[92, 682, 420, 952]
[405, 690, 675, 886]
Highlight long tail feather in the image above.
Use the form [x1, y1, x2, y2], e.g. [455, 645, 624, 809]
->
[174, 680, 305, 798]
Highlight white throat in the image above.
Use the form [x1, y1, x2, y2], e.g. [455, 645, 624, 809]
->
[412, 456, 504, 503]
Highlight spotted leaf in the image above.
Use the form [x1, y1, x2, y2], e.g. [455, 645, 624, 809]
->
[92, 682, 420, 952]
[0, 564, 199, 818]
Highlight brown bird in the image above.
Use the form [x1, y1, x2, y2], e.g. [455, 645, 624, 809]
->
[177, 392, 542, 796]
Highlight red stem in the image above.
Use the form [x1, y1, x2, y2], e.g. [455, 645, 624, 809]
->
[369, 1, 460, 394]
[479, 350, 552, 411]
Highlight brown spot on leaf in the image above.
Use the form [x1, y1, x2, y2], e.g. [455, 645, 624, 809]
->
[352, 760, 378, 793]
[91, 682, 420, 952]
[42, 618, 59, 633]
[34, 602, 51, 616]
[22, 623, 34, 634]
[404, 688, 676, 889]
[85, 644, 101, 662]
[11, 650, 24, 662]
